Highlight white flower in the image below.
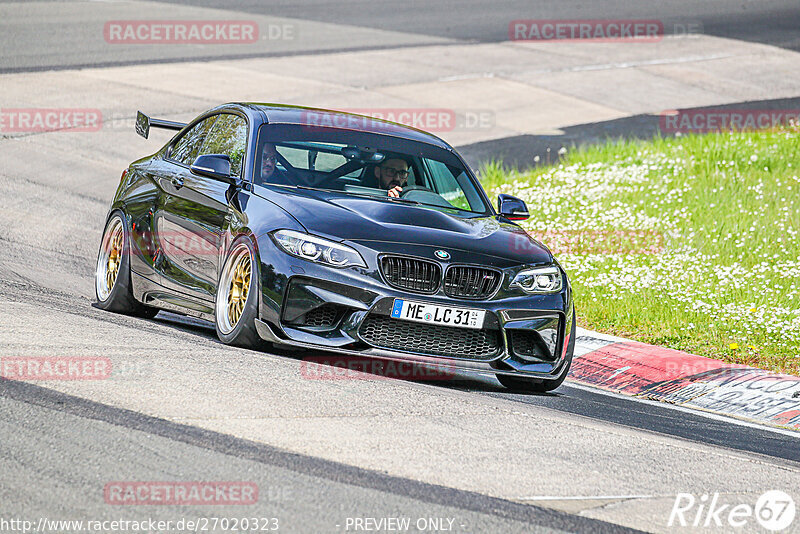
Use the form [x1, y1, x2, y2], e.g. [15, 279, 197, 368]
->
[486, 136, 800, 367]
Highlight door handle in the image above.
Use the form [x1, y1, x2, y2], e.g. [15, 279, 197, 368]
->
[171, 177, 184, 189]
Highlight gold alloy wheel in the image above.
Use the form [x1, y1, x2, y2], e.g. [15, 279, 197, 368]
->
[105, 228, 123, 294]
[96, 217, 124, 302]
[226, 252, 251, 328]
[216, 242, 254, 335]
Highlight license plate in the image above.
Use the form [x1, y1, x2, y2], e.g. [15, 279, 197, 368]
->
[390, 299, 486, 330]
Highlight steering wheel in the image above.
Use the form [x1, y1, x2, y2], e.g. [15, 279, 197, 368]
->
[399, 186, 454, 208]
[399, 185, 435, 197]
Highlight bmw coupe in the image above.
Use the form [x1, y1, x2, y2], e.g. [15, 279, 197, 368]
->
[95, 103, 575, 392]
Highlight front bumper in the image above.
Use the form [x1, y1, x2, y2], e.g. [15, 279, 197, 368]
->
[255, 244, 574, 381]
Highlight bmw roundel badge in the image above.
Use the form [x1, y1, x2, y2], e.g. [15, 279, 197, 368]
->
[434, 250, 450, 260]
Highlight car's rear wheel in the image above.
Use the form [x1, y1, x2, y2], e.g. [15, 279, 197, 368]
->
[497, 308, 576, 393]
[95, 211, 158, 318]
[215, 237, 264, 349]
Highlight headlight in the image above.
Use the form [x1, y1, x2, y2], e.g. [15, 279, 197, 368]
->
[271, 230, 366, 268]
[510, 265, 562, 293]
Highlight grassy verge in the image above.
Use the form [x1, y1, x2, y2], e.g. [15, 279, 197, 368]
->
[480, 128, 800, 374]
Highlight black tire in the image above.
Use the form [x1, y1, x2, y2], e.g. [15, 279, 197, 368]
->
[95, 211, 159, 318]
[497, 307, 576, 393]
[214, 236, 265, 349]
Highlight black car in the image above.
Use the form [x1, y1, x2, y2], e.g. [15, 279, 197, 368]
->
[95, 103, 575, 391]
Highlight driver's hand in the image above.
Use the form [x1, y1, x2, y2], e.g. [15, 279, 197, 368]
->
[387, 185, 403, 198]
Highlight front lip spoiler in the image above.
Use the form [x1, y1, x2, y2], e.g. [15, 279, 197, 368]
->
[254, 318, 565, 382]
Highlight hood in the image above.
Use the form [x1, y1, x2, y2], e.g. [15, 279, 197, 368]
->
[254, 186, 553, 265]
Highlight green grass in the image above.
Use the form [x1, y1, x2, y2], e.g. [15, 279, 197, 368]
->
[480, 128, 800, 374]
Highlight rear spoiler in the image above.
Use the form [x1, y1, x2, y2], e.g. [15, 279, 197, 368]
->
[135, 111, 187, 139]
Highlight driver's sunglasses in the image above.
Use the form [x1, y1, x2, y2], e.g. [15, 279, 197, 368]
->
[381, 167, 409, 179]
[263, 155, 277, 164]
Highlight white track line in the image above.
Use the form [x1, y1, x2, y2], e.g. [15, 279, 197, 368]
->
[518, 494, 657, 501]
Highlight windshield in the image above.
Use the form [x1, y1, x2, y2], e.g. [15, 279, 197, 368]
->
[253, 123, 490, 215]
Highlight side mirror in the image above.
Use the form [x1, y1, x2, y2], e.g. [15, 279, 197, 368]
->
[191, 154, 234, 184]
[498, 194, 529, 221]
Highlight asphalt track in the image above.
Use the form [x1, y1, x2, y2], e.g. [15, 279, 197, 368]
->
[155, 0, 800, 50]
[1, 1, 799, 533]
[3, 0, 800, 72]
[0, 381, 636, 534]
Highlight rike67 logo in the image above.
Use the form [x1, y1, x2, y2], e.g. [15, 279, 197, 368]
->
[669, 491, 795, 531]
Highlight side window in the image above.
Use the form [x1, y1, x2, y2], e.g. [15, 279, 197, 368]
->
[169, 116, 217, 166]
[197, 114, 248, 177]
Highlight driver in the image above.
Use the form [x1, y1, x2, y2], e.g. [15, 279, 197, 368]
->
[256, 142, 293, 186]
[260, 143, 279, 182]
[374, 156, 410, 198]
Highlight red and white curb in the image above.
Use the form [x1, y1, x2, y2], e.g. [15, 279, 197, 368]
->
[569, 328, 800, 432]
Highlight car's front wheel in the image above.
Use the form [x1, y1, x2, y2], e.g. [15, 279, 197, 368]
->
[215, 237, 264, 349]
[95, 211, 158, 318]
